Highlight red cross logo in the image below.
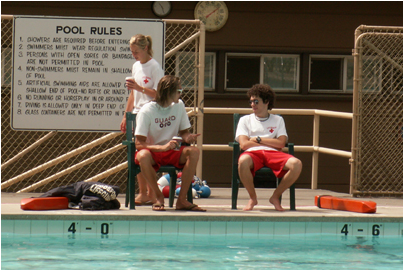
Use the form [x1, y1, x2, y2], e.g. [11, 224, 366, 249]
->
[267, 126, 276, 133]
[144, 78, 149, 84]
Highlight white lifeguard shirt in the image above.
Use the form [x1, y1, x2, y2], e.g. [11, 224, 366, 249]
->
[131, 58, 164, 113]
[135, 99, 191, 146]
[235, 114, 288, 152]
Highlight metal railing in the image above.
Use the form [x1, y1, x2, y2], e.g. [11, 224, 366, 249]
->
[195, 107, 352, 190]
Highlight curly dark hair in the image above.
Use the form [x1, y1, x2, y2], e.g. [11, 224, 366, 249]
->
[247, 84, 276, 110]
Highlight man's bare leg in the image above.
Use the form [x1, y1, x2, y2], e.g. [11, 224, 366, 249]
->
[135, 173, 157, 204]
[176, 147, 205, 211]
[269, 157, 302, 211]
[238, 155, 258, 211]
[136, 150, 165, 208]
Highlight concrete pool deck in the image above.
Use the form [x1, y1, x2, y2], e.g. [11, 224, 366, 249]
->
[2, 188, 403, 222]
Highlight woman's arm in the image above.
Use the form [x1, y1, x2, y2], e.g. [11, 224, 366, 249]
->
[120, 90, 134, 133]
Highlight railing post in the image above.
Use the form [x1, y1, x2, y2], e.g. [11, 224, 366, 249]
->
[350, 29, 363, 195]
[311, 114, 320, 189]
[196, 21, 205, 179]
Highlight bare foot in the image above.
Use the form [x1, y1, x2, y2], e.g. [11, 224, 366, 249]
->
[135, 194, 156, 205]
[152, 203, 165, 211]
[243, 198, 258, 211]
[269, 196, 285, 211]
[146, 191, 157, 204]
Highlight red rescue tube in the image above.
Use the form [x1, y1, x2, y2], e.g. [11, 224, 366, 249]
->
[315, 195, 376, 213]
[21, 197, 69, 210]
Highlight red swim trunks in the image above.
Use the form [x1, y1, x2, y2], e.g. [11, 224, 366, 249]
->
[240, 150, 293, 178]
[135, 146, 186, 171]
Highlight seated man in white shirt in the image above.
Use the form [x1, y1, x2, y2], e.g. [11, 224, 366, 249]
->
[134, 75, 206, 212]
[235, 84, 302, 211]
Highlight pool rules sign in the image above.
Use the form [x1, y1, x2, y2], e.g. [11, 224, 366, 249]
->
[12, 16, 165, 132]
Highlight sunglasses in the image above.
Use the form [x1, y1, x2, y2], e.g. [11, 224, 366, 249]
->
[249, 99, 259, 105]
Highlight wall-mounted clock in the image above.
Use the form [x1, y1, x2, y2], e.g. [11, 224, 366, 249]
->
[194, 1, 229, 32]
[152, 1, 172, 18]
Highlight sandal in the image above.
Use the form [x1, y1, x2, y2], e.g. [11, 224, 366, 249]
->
[176, 204, 206, 212]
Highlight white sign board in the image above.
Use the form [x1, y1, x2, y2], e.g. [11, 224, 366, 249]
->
[12, 16, 165, 132]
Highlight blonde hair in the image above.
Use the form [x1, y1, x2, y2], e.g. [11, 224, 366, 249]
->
[129, 34, 153, 57]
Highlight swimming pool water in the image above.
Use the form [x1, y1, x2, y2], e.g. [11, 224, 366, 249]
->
[2, 233, 403, 270]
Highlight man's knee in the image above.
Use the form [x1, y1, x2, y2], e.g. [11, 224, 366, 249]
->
[136, 149, 152, 163]
[287, 157, 302, 171]
[183, 146, 200, 160]
[238, 155, 253, 171]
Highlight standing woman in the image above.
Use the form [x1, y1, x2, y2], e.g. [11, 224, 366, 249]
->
[121, 34, 164, 131]
[121, 34, 164, 205]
